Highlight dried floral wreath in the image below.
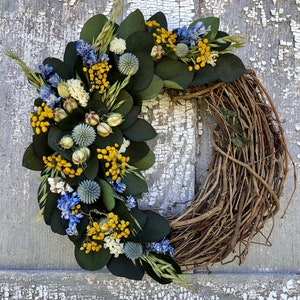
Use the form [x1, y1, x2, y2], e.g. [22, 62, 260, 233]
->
[7, 0, 289, 285]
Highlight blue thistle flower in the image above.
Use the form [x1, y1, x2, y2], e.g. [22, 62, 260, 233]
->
[77, 179, 101, 204]
[124, 242, 143, 259]
[118, 53, 139, 75]
[72, 123, 96, 147]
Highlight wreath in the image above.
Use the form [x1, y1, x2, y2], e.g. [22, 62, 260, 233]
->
[7, 0, 289, 285]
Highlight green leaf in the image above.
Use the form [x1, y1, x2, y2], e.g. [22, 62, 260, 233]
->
[122, 171, 148, 197]
[194, 17, 220, 41]
[129, 52, 154, 92]
[32, 133, 53, 158]
[98, 179, 115, 211]
[63, 42, 78, 78]
[118, 105, 141, 131]
[135, 210, 170, 243]
[123, 119, 157, 142]
[94, 127, 123, 149]
[50, 209, 68, 235]
[44, 190, 60, 225]
[163, 80, 184, 90]
[129, 208, 148, 236]
[80, 14, 108, 44]
[126, 31, 154, 53]
[147, 12, 168, 29]
[83, 147, 99, 180]
[134, 75, 164, 100]
[211, 31, 231, 51]
[47, 126, 72, 161]
[216, 53, 246, 82]
[191, 64, 219, 85]
[88, 91, 109, 114]
[57, 108, 85, 130]
[117, 9, 146, 40]
[22, 143, 45, 171]
[43, 57, 72, 80]
[111, 89, 133, 115]
[75, 246, 111, 271]
[124, 141, 150, 164]
[155, 60, 194, 89]
[107, 255, 145, 280]
[133, 150, 155, 171]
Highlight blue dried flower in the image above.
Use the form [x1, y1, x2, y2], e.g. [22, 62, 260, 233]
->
[76, 39, 98, 66]
[47, 73, 61, 88]
[144, 238, 175, 256]
[124, 242, 143, 259]
[125, 195, 137, 210]
[118, 53, 139, 75]
[177, 21, 207, 46]
[38, 64, 53, 79]
[77, 179, 101, 204]
[72, 123, 96, 147]
[39, 85, 61, 108]
[57, 192, 83, 236]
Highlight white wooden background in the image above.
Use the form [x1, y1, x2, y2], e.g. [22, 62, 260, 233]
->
[0, 0, 299, 298]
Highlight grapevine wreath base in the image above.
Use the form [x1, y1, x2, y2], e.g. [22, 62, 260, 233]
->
[168, 70, 289, 271]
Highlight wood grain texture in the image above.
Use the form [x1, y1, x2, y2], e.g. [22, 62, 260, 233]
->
[0, 0, 299, 296]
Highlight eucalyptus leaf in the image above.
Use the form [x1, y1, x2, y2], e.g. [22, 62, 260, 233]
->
[47, 126, 72, 161]
[111, 89, 133, 115]
[57, 108, 85, 130]
[132, 150, 155, 171]
[134, 75, 164, 100]
[75, 246, 111, 271]
[98, 179, 115, 211]
[122, 171, 148, 197]
[118, 105, 141, 131]
[147, 12, 168, 29]
[216, 53, 246, 82]
[155, 60, 194, 89]
[123, 119, 157, 142]
[43, 57, 72, 80]
[124, 141, 150, 164]
[32, 133, 53, 158]
[22, 143, 45, 171]
[134, 210, 170, 243]
[126, 31, 154, 53]
[43, 188, 60, 226]
[50, 209, 68, 235]
[94, 127, 123, 148]
[83, 147, 99, 180]
[80, 14, 108, 44]
[117, 9, 146, 40]
[107, 255, 145, 280]
[63, 42, 78, 78]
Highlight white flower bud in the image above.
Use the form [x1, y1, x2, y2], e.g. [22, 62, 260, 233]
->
[53, 108, 67, 122]
[72, 147, 90, 165]
[85, 111, 100, 126]
[63, 98, 78, 113]
[107, 113, 123, 127]
[57, 82, 70, 98]
[96, 122, 112, 137]
[59, 135, 74, 149]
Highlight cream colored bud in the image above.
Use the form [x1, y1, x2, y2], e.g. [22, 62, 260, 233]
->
[57, 82, 70, 98]
[106, 113, 123, 127]
[53, 108, 67, 122]
[59, 135, 74, 149]
[85, 111, 100, 126]
[63, 98, 78, 113]
[96, 122, 112, 137]
[151, 45, 165, 59]
[72, 147, 90, 165]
